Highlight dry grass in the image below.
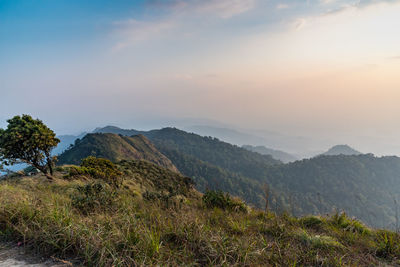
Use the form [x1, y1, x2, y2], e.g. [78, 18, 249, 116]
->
[0, 169, 399, 266]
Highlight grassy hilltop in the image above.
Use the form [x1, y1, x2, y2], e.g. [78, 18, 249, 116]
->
[0, 159, 399, 266]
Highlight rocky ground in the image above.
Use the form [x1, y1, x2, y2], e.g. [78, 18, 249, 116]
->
[0, 243, 70, 267]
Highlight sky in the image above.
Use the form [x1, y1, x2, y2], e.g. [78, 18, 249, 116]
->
[1, 0, 400, 155]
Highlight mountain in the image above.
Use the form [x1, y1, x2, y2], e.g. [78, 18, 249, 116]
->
[184, 125, 269, 146]
[93, 125, 141, 136]
[53, 132, 87, 155]
[263, 154, 400, 228]
[242, 145, 298, 163]
[91, 126, 283, 208]
[2, 161, 398, 266]
[58, 133, 178, 172]
[322, 145, 361, 156]
[153, 144, 269, 207]
[66, 126, 400, 229]
[95, 126, 282, 173]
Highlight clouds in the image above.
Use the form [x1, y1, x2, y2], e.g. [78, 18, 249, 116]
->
[194, 0, 256, 18]
[146, 0, 256, 18]
[111, 0, 256, 50]
[112, 19, 175, 51]
[4, 0, 400, 150]
[276, 4, 290, 9]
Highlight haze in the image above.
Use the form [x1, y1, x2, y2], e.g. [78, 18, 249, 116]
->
[1, 0, 400, 156]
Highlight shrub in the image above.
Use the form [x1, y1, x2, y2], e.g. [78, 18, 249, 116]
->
[329, 212, 370, 234]
[296, 230, 343, 249]
[68, 156, 123, 187]
[202, 190, 246, 212]
[300, 216, 324, 228]
[375, 230, 400, 259]
[71, 182, 117, 214]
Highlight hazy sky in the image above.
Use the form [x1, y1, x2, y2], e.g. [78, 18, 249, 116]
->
[1, 0, 400, 154]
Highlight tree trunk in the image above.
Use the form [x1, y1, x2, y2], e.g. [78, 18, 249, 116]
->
[33, 163, 53, 181]
[47, 158, 54, 176]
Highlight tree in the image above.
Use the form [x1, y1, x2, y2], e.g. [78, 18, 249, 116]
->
[0, 115, 60, 178]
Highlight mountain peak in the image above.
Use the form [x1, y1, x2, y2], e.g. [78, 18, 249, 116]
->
[322, 144, 361, 156]
[58, 133, 179, 172]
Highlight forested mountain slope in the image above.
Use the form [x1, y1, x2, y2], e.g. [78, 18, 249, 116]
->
[75, 126, 400, 229]
[58, 133, 178, 172]
[242, 144, 298, 163]
[322, 145, 361, 156]
[263, 154, 400, 228]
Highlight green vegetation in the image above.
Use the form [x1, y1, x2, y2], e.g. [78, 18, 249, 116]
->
[0, 165, 399, 266]
[322, 144, 361, 156]
[202, 190, 247, 212]
[74, 127, 400, 229]
[0, 114, 60, 177]
[67, 156, 123, 188]
[262, 154, 400, 228]
[243, 144, 298, 163]
[58, 133, 178, 172]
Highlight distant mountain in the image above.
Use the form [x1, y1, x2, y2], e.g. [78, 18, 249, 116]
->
[322, 145, 361, 156]
[184, 125, 269, 146]
[95, 126, 282, 170]
[185, 125, 328, 159]
[93, 126, 283, 207]
[53, 133, 87, 155]
[58, 133, 178, 172]
[64, 126, 400, 229]
[93, 126, 141, 136]
[242, 145, 298, 163]
[263, 154, 400, 229]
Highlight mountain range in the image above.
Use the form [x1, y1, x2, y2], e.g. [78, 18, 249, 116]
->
[57, 126, 400, 229]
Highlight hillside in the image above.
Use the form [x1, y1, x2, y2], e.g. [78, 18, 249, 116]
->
[68, 127, 400, 229]
[263, 154, 400, 229]
[0, 163, 399, 266]
[58, 133, 178, 172]
[184, 125, 269, 146]
[242, 144, 298, 163]
[154, 144, 269, 208]
[322, 145, 361, 156]
[95, 126, 282, 177]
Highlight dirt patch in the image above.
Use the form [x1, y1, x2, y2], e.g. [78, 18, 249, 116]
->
[0, 243, 71, 267]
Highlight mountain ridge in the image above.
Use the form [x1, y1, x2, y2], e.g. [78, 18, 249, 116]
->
[322, 144, 361, 156]
[242, 144, 298, 163]
[58, 133, 178, 172]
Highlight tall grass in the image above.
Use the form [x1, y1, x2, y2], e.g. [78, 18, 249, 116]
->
[0, 173, 399, 266]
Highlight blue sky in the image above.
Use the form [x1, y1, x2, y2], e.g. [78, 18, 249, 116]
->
[1, 0, 400, 155]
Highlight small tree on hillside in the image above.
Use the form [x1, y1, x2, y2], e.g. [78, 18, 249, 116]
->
[0, 115, 60, 179]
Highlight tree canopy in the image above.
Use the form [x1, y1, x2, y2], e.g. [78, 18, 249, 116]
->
[0, 115, 60, 177]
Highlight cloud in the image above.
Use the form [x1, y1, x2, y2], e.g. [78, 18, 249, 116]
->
[293, 18, 306, 30]
[192, 0, 256, 18]
[319, 0, 336, 4]
[387, 55, 400, 60]
[112, 19, 175, 51]
[112, 0, 256, 51]
[146, 0, 256, 19]
[276, 3, 290, 10]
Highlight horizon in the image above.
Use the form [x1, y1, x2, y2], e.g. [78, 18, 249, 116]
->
[1, 0, 400, 156]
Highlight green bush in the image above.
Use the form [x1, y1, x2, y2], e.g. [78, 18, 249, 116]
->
[68, 156, 123, 187]
[375, 230, 400, 259]
[71, 182, 117, 214]
[329, 212, 370, 234]
[202, 190, 246, 212]
[300, 216, 324, 228]
[296, 230, 343, 249]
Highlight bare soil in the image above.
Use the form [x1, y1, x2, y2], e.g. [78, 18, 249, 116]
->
[0, 243, 71, 267]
